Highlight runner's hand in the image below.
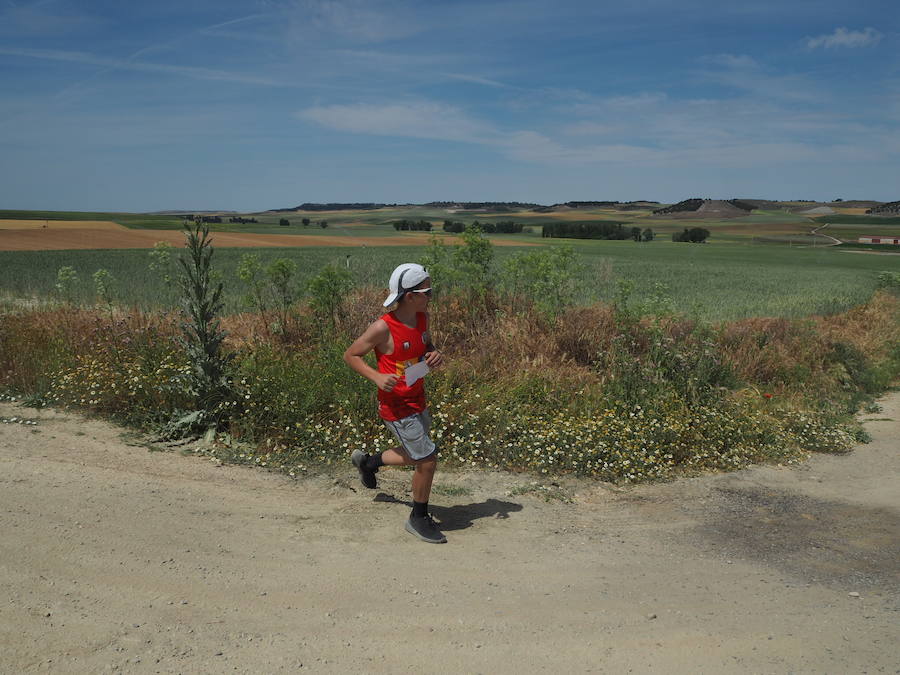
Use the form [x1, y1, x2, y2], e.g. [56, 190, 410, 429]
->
[375, 373, 399, 392]
[424, 350, 443, 369]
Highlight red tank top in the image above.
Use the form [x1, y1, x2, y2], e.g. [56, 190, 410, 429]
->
[375, 311, 429, 421]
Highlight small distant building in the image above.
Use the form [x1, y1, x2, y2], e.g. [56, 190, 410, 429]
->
[859, 236, 900, 245]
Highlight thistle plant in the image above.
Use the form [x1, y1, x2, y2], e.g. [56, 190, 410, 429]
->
[173, 222, 234, 434]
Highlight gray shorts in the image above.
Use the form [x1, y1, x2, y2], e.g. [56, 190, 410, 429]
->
[383, 409, 436, 461]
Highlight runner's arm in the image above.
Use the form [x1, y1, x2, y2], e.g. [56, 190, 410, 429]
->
[343, 320, 399, 391]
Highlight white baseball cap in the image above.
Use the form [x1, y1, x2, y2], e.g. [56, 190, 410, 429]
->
[383, 263, 430, 307]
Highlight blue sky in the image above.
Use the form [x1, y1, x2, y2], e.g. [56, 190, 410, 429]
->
[0, 0, 897, 211]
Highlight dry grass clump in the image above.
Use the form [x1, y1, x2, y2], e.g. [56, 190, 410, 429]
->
[718, 317, 824, 386]
[814, 290, 899, 361]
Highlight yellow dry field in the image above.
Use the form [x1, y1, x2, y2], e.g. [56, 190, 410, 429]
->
[0, 219, 127, 230]
[833, 208, 871, 215]
[0, 227, 532, 251]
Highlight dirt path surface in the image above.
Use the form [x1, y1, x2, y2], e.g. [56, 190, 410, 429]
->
[1, 396, 898, 673]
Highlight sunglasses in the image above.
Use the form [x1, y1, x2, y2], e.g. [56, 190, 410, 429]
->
[408, 288, 433, 297]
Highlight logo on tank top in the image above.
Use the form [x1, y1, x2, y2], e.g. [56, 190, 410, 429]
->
[402, 341, 410, 351]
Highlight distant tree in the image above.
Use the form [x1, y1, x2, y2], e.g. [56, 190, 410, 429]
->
[279, 218, 290, 227]
[319, 220, 328, 229]
[631, 226, 642, 242]
[689, 227, 710, 243]
[673, 227, 710, 243]
[302, 218, 311, 227]
[642, 228, 654, 242]
[494, 220, 523, 233]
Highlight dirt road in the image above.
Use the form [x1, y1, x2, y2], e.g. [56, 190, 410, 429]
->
[1, 396, 898, 673]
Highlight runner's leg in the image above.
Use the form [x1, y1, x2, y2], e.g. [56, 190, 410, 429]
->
[412, 454, 436, 503]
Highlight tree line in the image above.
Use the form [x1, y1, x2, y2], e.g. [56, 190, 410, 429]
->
[442, 220, 524, 233]
[541, 222, 630, 240]
[278, 218, 328, 228]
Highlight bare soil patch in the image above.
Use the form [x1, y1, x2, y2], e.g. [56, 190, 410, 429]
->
[1, 393, 898, 672]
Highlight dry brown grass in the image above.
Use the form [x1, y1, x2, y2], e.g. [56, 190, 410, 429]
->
[718, 317, 823, 386]
[814, 291, 900, 361]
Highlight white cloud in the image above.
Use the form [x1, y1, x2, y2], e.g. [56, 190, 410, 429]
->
[806, 27, 882, 49]
[298, 102, 492, 142]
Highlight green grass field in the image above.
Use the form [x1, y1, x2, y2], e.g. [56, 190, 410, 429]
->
[1, 238, 896, 321]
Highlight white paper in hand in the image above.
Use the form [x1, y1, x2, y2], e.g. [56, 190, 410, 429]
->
[404, 360, 430, 386]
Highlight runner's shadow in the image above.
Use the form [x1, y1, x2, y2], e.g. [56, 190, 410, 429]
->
[373, 494, 523, 532]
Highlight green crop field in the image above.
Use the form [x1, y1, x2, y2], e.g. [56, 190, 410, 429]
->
[1, 238, 896, 321]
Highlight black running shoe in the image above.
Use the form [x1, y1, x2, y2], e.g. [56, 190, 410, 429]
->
[351, 449, 377, 489]
[405, 514, 447, 544]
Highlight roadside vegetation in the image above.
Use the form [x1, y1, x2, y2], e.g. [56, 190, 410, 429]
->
[1, 223, 898, 484]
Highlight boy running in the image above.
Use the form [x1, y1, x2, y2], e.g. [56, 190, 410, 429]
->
[343, 263, 446, 544]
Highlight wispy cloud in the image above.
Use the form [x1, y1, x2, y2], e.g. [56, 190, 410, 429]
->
[696, 53, 822, 102]
[445, 73, 511, 88]
[702, 53, 760, 70]
[0, 0, 102, 36]
[298, 101, 494, 142]
[806, 27, 882, 49]
[288, 0, 424, 43]
[0, 46, 289, 86]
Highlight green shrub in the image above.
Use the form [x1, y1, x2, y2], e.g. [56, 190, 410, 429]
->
[266, 257, 298, 332]
[237, 253, 268, 313]
[500, 245, 581, 316]
[306, 263, 353, 330]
